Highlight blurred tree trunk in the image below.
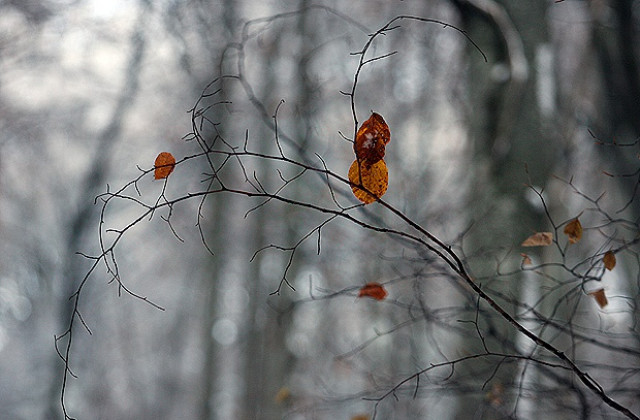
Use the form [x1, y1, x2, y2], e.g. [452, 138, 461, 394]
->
[239, 16, 287, 419]
[589, 0, 640, 215]
[160, 1, 241, 417]
[450, 0, 558, 417]
[587, 1, 640, 408]
[47, 2, 151, 417]
[198, 196, 232, 420]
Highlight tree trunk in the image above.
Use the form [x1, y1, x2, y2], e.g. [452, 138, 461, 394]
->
[450, 0, 556, 417]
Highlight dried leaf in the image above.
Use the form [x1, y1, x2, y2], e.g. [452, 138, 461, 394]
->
[603, 251, 616, 271]
[521, 232, 553, 247]
[348, 159, 388, 204]
[520, 253, 532, 265]
[274, 387, 291, 404]
[486, 382, 504, 407]
[351, 415, 370, 420]
[354, 113, 390, 165]
[588, 288, 608, 308]
[358, 282, 387, 300]
[154, 152, 176, 179]
[563, 218, 583, 244]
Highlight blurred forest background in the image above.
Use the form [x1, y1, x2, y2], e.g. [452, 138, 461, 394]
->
[2, 0, 640, 419]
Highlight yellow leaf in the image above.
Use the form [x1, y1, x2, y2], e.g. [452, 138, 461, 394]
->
[154, 152, 176, 179]
[603, 251, 616, 271]
[521, 232, 553, 247]
[348, 159, 388, 204]
[563, 218, 583, 244]
[588, 288, 608, 308]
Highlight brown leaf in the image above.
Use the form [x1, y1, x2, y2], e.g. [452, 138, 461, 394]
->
[154, 152, 176, 179]
[358, 282, 387, 300]
[588, 288, 608, 308]
[354, 113, 390, 165]
[520, 253, 532, 265]
[563, 218, 583, 244]
[486, 382, 504, 407]
[351, 416, 369, 420]
[521, 232, 553, 247]
[348, 159, 388, 204]
[274, 387, 291, 404]
[603, 251, 616, 271]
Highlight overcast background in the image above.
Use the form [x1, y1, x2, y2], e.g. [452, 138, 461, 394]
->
[1, 1, 640, 419]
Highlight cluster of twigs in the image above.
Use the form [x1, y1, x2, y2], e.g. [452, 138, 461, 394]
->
[57, 8, 639, 420]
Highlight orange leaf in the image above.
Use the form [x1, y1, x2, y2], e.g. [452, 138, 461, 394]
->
[154, 152, 176, 179]
[521, 232, 553, 247]
[354, 113, 390, 165]
[588, 288, 608, 308]
[520, 253, 532, 265]
[603, 251, 616, 271]
[563, 218, 583, 244]
[358, 282, 387, 300]
[348, 159, 388, 204]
